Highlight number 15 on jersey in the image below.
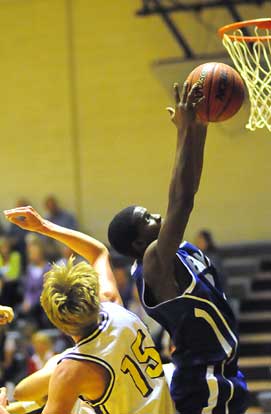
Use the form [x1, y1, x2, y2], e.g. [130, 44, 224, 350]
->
[121, 329, 164, 397]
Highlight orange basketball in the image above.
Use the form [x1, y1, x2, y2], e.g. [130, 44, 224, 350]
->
[186, 62, 245, 123]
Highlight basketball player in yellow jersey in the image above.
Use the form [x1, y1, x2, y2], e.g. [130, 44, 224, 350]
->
[4, 207, 174, 414]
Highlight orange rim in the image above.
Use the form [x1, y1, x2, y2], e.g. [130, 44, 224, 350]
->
[218, 18, 271, 42]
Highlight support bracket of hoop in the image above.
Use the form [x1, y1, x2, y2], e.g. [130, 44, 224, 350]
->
[136, 0, 269, 60]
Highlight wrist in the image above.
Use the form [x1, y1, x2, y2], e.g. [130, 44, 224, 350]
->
[194, 115, 208, 126]
[176, 114, 196, 131]
[39, 219, 56, 236]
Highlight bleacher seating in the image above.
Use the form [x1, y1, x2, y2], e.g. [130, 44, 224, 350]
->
[220, 242, 271, 413]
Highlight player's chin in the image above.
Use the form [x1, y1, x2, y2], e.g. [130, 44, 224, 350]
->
[157, 221, 163, 235]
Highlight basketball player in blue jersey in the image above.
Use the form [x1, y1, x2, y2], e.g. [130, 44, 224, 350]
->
[4, 206, 174, 414]
[108, 81, 248, 414]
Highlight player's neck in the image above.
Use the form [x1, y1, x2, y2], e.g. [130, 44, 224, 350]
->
[72, 320, 100, 344]
[72, 335, 82, 343]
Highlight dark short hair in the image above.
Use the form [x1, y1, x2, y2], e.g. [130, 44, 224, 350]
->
[108, 206, 138, 256]
[198, 229, 216, 251]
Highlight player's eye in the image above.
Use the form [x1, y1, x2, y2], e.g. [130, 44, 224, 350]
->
[145, 213, 151, 223]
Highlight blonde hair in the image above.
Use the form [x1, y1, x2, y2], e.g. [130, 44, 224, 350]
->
[31, 331, 52, 347]
[41, 257, 100, 337]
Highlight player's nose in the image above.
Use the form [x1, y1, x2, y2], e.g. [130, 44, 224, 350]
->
[152, 214, 162, 223]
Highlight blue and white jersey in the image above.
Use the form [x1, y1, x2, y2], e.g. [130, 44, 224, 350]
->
[132, 241, 248, 414]
[59, 302, 175, 414]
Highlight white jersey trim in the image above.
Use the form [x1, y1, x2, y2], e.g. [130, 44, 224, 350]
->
[75, 310, 110, 348]
[137, 241, 197, 310]
[61, 352, 115, 408]
[184, 295, 238, 363]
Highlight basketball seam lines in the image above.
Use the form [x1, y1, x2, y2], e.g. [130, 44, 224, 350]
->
[215, 69, 235, 122]
[206, 64, 216, 121]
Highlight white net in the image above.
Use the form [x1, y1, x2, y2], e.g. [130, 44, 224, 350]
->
[222, 26, 271, 132]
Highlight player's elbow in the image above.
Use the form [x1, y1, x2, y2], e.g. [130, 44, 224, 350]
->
[95, 245, 109, 260]
[100, 245, 109, 256]
[14, 384, 27, 401]
[89, 244, 109, 266]
[14, 379, 38, 401]
[100, 288, 123, 306]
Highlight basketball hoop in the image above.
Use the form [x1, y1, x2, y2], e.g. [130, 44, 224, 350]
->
[218, 18, 271, 132]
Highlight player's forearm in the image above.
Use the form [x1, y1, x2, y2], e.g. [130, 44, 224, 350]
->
[14, 377, 47, 403]
[190, 121, 207, 193]
[94, 253, 123, 305]
[36, 221, 122, 303]
[168, 122, 207, 208]
[37, 220, 107, 264]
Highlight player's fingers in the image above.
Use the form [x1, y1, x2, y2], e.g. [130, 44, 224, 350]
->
[166, 107, 175, 118]
[4, 216, 26, 227]
[3, 215, 23, 224]
[173, 83, 181, 104]
[188, 84, 204, 106]
[3, 215, 14, 223]
[4, 206, 32, 215]
[180, 81, 189, 105]
[4, 210, 28, 218]
[189, 81, 203, 97]
[195, 96, 205, 106]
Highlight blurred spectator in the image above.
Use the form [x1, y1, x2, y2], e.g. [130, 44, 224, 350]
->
[194, 229, 228, 294]
[27, 331, 54, 374]
[54, 332, 73, 354]
[0, 326, 7, 384]
[56, 244, 83, 266]
[2, 320, 37, 387]
[44, 196, 78, 230]
[0, 324, 22, 387]
[6, 198, 31, 269]
[19, 238, 50, 328]
[0, 223, 5, 239]
[0, 237, 22, 307]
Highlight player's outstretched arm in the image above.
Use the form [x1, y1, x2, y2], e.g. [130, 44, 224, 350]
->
[14, 354, 59, 403]
[154, 82, 207, 266]
[4, 207, 122, 305]
[42, 359, 107, 414]
[0, 306, 14, 325]
[8, 354, 60, 414]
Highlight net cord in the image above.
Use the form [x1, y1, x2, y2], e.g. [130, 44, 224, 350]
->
[222, 27, 271, 132]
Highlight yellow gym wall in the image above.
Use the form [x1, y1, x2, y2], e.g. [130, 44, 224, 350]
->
[0, 0, 270, 244]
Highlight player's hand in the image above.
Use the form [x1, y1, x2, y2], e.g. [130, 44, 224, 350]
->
[5, 402, 24, 414]
[0, 306, 14, 325]
[99, 288, 121, 304]
[167, 81, 205, 128]
[0, 388, 8, 414]
[4, 206, 46, 233]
